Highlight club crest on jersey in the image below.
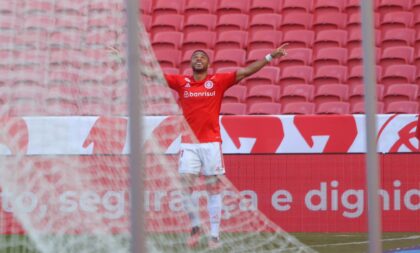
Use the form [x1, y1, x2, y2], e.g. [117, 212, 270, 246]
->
[204, 80, 214, 89]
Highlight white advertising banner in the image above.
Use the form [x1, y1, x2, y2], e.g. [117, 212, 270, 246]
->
[0, 114, 418, 155]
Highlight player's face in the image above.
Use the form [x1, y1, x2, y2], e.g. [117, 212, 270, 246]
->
[191, 52, 209, 72]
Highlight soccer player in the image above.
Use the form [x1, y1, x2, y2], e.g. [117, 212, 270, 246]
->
[164, 44, 288, 249]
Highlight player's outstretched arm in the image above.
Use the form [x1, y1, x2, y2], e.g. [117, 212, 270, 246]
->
[235, 43, 288, 83]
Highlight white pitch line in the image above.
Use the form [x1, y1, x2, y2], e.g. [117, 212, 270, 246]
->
[309, 236, 420, 248]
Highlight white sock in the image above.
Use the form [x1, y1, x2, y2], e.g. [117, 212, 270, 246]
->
[208, 194, 222, 238]
[183, 193, 201, 228]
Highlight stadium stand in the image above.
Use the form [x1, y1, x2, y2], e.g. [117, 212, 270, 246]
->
[3, 0, 420, 116]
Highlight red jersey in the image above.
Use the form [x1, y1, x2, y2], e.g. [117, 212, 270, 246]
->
[165, 72, 237, 143]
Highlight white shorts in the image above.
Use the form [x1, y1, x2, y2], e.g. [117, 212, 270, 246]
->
[178, 142, 226, 176]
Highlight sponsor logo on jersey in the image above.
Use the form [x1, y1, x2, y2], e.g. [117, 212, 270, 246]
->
[185, 83, 191, 88]
[184, 90, 216, 98]
[204, 80, 214, 89]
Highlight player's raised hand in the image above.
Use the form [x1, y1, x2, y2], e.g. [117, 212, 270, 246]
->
[271, 43, 289, 59]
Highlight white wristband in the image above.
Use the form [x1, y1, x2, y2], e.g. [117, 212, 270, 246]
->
[265, 53, 273, 62]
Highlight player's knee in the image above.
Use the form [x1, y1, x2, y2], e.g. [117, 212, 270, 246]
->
[206, 176, 221, 194]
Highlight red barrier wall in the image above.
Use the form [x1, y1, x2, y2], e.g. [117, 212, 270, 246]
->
[225, 154, 420, 232]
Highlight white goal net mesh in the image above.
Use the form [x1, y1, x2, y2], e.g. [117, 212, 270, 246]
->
[0, 1, 315, 252]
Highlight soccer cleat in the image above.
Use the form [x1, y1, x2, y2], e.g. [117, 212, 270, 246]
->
[208, 236, 221, 249]
[186, 226, 201, 248]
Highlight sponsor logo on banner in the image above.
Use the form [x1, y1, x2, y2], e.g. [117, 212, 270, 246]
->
[83, 117, 127, 154]
[0, 117, 29, 154]
[377, 115, 420, 152]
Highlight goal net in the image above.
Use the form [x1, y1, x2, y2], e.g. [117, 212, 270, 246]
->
[0, 0, 315, 252]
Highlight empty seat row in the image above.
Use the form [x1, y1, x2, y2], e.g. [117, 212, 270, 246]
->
[223, 84, 420, 105]
[144, 11, 420, 35]
[141, 0, 420, 16]
[220, 100, 419, 115]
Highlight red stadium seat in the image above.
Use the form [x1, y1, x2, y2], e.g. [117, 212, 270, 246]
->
[182, 31, 216, 51]
[87, 0, 124, 13]
[314, 66, 348, 85]
[380, 11, 413, 33]
[162, 67, 180, 74]
[380, 28, 415, 49]
[220, 102, 247, 115]
[81, 31, 117, 48]
[0, 1, 16, 14]
[249, 13, 282, 32]
[215, 31, 248, 50]
[56, 13, 85, 31]
[48, 68, 80, 87]
[280, 84, 314, 105]
[347, 47, 381, 70]
[183, 14, 217, 33]
[154, 48, 181, 68]
[144, 102, 180, 116]
[280, 13, 313, 32]
[246, 48, 273, 65]
[213, 48, 246, 69]
[150, 14, 183, 34]
[345, 0, 360, 15]
[9, 99, 45, 116]
[141, 14, 152, 31]
[312, 12, 347, 32]
[184, 0, 216, 16]
[216, 0, 250, 15]
[385, 101, 419, 114]
[348, 65, 383, 85]
[216, 14, 249, 32]
[316, 101, 350, 114]
[223, 85, 247, 103]
[248, 30, 282, 50]
[414, 50, 420, 70]
[87, 12, 124, 32]
[313, 0, 345, 14]
[152, 31, 183, 50]
[278, 48, 313, 69]
[248, 102, 281, 115]
[279, 66, 314, 86]
[282, 102, 315, 114]
[282, 30, 315, 49]
[45, 85, 79, 116]
[23, 0, 54, 14]
[313, 29, 347, 52]
[347, 28, 381, 52]
[381, 64, 416, 85]
[349, 84, 385, 104]
[380, 46, 414, 70]
[413, 0, 420, 13]
[244, 66, 280, 87]
[313, 47, 348, 70]
[383, 84, 418, 104]
[250, 0, 280, 15]
[139, 0, 152, 14]
[246, 84, 280, 107]
[314, 84, 349, 104]
[281, 0, 312, 14]
[376, 0, 411, 15]
[23, 15, 54, 31]
[216, 66, 240, 73]
[152, 0, 184, 15]
[351, 101, 385, 114]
